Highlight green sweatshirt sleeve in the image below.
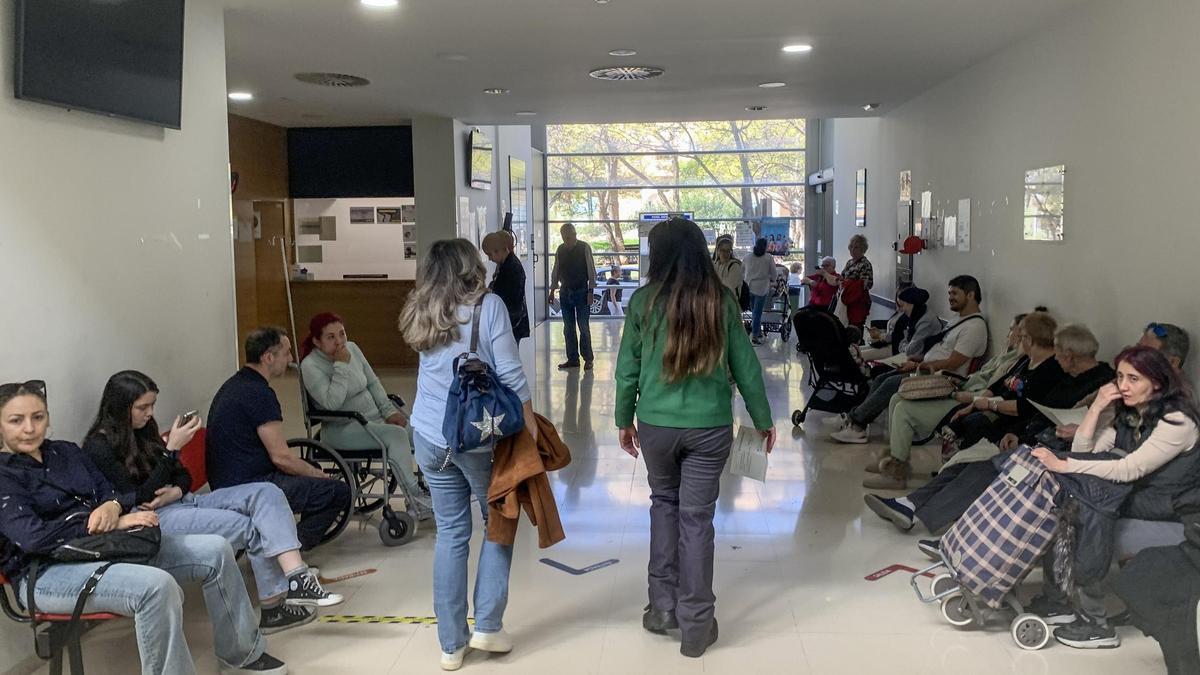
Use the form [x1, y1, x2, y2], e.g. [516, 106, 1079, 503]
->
[614, 291, 644, 428]
[354, 343, 400, 419]
[725, 296, 773, 430]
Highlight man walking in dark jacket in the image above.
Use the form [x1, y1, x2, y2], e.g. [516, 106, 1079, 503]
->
[549, 223, 596, 370]
[483, 231, 530, 344]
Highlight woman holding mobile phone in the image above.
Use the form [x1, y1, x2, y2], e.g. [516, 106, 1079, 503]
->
[616, 218, 774, 658]
[84, 370, 343, 636]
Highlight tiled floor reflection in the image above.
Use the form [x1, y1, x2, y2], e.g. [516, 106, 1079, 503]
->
[38, 322, 1166, 674]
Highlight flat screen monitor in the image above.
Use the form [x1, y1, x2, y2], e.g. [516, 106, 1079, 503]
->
[14, 0, 186, 129]
[469, 128, 493, 190]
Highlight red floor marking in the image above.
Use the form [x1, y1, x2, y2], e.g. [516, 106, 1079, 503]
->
[319, 568, 378, 584]
[864, 563, 934, 581]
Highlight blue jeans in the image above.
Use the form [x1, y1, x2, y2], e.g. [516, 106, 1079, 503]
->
[750, 293, 768, 338]
[849, 370, 905, 428]
[20, 534, 264, 674]
[156, 482, 301, 600]
[413, 431, 513, 653]
[266, 472, 351, 550]
[559, 286, 594, 364]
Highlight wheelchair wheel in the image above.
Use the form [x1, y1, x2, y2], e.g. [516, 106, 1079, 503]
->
[379, 510, 417, 547]
[288, 438, 355, 545]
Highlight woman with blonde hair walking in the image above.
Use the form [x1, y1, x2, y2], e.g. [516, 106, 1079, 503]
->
[399, 238, 536, 671]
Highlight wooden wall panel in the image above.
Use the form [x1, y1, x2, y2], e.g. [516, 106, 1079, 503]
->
[228, 114, 288, 201]
[291, 281, 417, 367]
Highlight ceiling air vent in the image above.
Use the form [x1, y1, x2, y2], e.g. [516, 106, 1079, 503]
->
[293, 72, 371, 88]
[588, 66, 664, 81]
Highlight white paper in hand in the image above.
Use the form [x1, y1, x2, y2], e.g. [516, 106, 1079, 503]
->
[730, 426, 768, 482]
[1030, 401, 1088, 428]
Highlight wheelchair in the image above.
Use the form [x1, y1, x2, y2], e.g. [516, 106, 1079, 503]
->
[287, 382, 425, 547]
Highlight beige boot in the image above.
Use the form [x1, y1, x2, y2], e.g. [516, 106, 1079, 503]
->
[864, 447, 888, 473]
[862, 457, 911, 490]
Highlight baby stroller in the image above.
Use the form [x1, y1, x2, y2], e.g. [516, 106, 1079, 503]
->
[910, 447, 1060, 650]
[743, 267, 794, 342]
[789, 307, 868, 425]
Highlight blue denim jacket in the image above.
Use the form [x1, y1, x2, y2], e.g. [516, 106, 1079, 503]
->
[0, 441, 130, 581]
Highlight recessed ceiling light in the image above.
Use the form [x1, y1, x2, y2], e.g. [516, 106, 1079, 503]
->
[515, 111, 537, 116]
[436, 52, 469, 62]
[782, 44, 813, 53]
[608, 49, 637, 57]
[595, 0, 610, 4]
[360, 0, 399, 7]
[483, 88, 511, 95]
[227, 91, 253, 101]
[758, 81, 786, 88]
[863, 102, 880, 111]
[745, 105, 767, 112]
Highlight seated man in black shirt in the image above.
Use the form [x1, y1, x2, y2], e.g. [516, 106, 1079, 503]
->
[207, 327, 351, 550]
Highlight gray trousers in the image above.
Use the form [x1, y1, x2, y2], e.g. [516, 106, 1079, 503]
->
[638, 422, 733, 644]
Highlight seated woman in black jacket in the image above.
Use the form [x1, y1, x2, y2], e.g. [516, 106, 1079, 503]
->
[83, 371, 341, 636]
[0, 380, 287, 674]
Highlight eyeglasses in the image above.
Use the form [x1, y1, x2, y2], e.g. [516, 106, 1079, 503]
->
[0, 380, 47, 401]
[1146, 323, 1169, 339]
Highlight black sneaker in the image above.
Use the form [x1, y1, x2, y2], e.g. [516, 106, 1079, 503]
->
[680, 618, 719, 658]
[259, 604, 317, 635]
[917, 539, 941, 561]
[1053, 617, 1120, 649]
[642, 604, 678, 634]
[286, 571, 344, 607]
[1026, 594, 1077, 625]
[863, 494, 914, 531]
[221, 652, 288, 674]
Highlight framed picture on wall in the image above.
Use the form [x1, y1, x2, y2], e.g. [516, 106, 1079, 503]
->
[376, 207, 402, 223]
[403, 244, 417, 260]
[349, 207, 374, 224]
[400, 204, 416, 223]
[402, 224, 416, 243]
[855, 169, 867, 227]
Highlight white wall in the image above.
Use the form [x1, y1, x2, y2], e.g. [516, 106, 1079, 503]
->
[293, 197, 417, 280]
[410, 114, 459, 263]
[0, 0, 234, 670]
[828, 0, 1200, 383]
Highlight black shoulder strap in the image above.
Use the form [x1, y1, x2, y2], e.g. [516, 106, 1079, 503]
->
[938, 313, 985, 342]
[469, 296, 485, 354]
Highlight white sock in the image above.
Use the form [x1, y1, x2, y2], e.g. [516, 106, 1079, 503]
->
[896, 497, 915, 510]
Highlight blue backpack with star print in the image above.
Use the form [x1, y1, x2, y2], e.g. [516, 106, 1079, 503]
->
[440, 296, 525, 466]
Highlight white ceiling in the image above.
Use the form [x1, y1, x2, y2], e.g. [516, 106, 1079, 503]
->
[222, 0, 1093, 128]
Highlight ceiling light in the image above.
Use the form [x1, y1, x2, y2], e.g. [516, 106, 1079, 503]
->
[515, 111, 537, 116]
[436, 52, 469, 62]
[782, 44, 813, 53]
[360, 0, 399, 7]
[608, 49, 637, 57]
[227, 91, 253, 101]
[589, 66, 665, 81]
[862, 102, 880, 111]
[758, 81, 786, 88]
[595, 0, 610, 4]
[745, 105, 767, 112]
[483, 88, 511, 95]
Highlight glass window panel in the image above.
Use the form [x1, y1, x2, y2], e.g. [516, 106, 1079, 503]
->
[548, 120, 806, 154]
[548, 150, 806, 188]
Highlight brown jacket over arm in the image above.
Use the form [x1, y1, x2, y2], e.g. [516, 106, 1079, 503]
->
[487, 413, 571, 547]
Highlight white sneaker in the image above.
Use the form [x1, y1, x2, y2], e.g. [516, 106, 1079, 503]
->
[469, 630, 513, 653]
[440, 647, 467, 671]
[831, 426, 869, 444]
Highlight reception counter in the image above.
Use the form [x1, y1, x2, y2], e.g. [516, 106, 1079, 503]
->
[290, 280, 417, 367]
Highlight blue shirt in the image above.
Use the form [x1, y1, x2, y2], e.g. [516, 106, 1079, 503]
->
[206, 367, 283, 487]
[410, 293, 531, 448]
[0, 441, 130, 582]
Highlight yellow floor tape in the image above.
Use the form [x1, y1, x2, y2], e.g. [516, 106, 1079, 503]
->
[318, 615, 474, 625]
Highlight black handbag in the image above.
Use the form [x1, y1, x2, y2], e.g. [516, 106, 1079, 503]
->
[50, 526, 161, 564]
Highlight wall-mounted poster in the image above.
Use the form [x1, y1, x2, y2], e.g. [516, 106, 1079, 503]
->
[920, 191, 932, 219]
[400, 204, 416, 223]
[349, 207, 374, 224]
[1023, 165, 1065, 241]
[855, 169, 867, 227]
[943, 215, 958, 247]
[899, 170, 912, 201]
[957, 198, 972, 251]
[403, 243, 417, 260]
[402, 224, 416, 244]
[376, 207, 402, 223]
[760, 217, 792, 256]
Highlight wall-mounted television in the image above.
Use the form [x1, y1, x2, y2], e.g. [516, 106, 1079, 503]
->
[469, 128, 493, 190]
[288, 126, 414, 198]
[14, 0, 186, 129]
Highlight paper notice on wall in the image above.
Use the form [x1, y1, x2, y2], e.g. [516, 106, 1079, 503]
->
[943, 215, 957, 246]
[730, 426, 768, 482]
[957, 199, 972, 251]
[920, 191, 932, 219]
[457, 197, 471, 234]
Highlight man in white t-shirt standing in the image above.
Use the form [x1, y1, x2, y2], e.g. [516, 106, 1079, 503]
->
[832, 275, 988, 444]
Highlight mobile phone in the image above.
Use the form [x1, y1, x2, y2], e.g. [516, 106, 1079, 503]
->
[179, 410, 199, 426]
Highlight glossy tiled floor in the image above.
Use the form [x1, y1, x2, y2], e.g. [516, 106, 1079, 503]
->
[43, 321, 1166, 674]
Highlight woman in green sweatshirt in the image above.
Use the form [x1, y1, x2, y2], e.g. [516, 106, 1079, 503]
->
[615, 217, 775, 659]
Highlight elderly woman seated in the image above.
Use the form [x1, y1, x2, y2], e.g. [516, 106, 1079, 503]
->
[801, 256, 840, 310]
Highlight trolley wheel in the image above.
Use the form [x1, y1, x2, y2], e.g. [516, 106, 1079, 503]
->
[289, 438, 355, 545]
[1011, 613, 1051, 651]
[930, 573, 957, 598]
[940, 594, 975, 628]
[379, 511, 417, 547]
[791, 409, 806, 426]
